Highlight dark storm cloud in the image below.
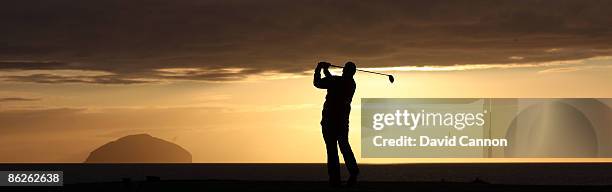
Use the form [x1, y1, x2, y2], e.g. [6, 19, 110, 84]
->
[1, 0, 612, 83]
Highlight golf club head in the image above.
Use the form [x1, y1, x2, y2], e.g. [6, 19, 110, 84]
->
[388, 75, 395, 83]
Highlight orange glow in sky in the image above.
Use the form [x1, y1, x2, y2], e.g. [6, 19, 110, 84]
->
[1, 57, 611, 163]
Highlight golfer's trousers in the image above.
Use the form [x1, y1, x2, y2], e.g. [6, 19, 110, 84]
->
[322, 124, 359, 181]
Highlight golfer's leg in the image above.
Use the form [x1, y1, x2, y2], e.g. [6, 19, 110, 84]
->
[338, 131, 359, 176]
[323, 129, 341, 183]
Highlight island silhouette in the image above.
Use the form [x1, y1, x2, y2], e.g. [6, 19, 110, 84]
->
[85, 134, 192, 163]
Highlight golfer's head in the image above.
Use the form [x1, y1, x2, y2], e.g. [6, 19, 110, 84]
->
[343, 62, 356, 77]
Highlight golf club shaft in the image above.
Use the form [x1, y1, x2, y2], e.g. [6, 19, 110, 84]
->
[329, 64, 389, 76]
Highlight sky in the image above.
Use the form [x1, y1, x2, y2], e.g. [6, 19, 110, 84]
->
[1, 0, 612, 163]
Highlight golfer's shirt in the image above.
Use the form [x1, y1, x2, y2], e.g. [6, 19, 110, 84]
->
[315, 75, 356, 127]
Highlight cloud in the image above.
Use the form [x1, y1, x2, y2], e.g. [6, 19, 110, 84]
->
[154, 67, 263, 81]
[1, 0, 612, 83]
[0, 60, 74, 70]
[361, 58, 587, 72]
[0, 108, 86, 134]
[537, 63, 612, 74]
[538, 67, 583, 74]
[0, 97, 40, 102]
[1, 74, 155, 84]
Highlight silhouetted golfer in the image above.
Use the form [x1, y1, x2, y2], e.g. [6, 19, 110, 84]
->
[313, 61, 359, 187]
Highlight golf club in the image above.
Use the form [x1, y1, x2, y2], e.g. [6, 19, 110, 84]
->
[329, 64, 395, 83]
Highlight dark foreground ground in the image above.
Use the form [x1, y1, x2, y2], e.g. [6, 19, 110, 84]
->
[4, 180, 612, 192]
[1, 163, 612, 191]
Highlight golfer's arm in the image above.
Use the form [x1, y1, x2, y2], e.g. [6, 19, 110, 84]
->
[313, 67, 327, 89]
[323, 67, 332, 77]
